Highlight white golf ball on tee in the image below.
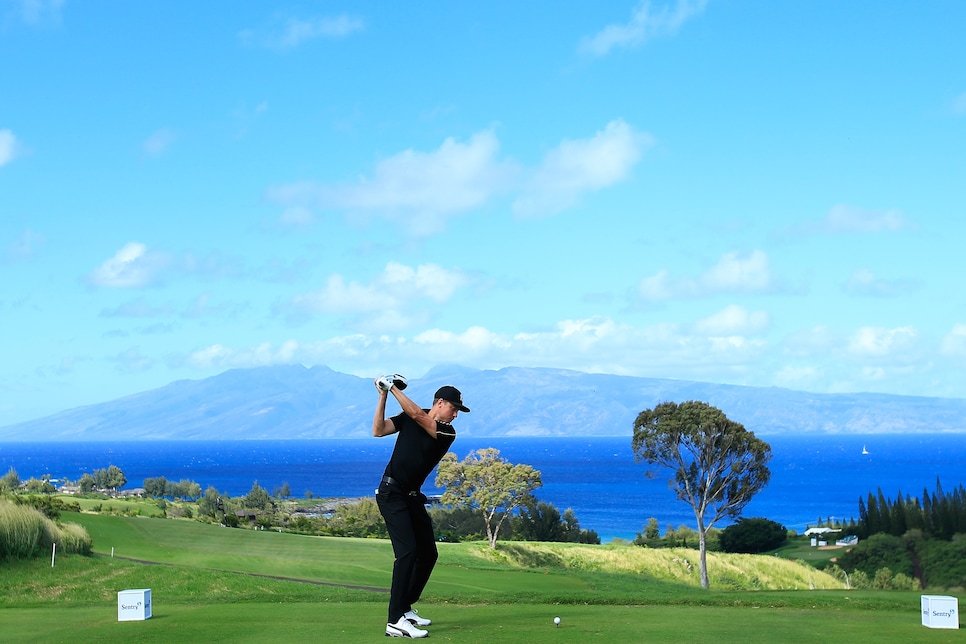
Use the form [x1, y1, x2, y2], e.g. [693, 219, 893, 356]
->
[554, 616, 561, 625]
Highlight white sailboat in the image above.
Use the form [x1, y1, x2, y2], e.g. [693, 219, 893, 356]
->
[861, 445, 869, 455]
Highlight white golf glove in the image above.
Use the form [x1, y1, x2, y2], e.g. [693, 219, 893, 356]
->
[375, 375, 395, 392]
[376, 374, 408, 392]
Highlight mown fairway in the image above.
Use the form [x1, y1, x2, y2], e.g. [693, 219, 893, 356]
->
[1, 512, 961, 643]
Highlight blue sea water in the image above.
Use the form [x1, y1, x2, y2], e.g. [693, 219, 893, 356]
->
[2, 434, 964, 542]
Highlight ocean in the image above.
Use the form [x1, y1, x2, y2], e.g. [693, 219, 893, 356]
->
[2, 433, 964, 542]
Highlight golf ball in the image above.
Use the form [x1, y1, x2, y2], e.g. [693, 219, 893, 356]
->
[554, 617, 561, 625]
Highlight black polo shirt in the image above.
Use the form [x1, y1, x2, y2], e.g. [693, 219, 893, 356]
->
[383, 410, 456, 491]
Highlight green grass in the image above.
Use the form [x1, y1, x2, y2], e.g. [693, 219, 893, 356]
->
[771, 536, 846, 566]
[68, 496, 167, 517]
[1, 512, 962, 643]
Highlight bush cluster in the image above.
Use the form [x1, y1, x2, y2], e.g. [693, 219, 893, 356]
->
[718, 517, 787, 554]
[0, 498, 92, 561]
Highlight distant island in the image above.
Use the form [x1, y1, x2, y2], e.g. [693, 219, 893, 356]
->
[0, 364, 964, 441]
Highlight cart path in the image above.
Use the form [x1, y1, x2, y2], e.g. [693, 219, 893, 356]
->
[99, 553, 388, 593]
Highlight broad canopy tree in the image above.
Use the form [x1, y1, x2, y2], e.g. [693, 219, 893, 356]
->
[632, 400, 772, 589]
[435, 447, 542, 548]
[92, 465, 127, 495]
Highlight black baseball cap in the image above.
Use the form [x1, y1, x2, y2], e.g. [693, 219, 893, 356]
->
[435, 385, 469, 412]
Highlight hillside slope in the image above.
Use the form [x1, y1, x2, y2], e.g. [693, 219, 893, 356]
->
[0, 364, 963, 440]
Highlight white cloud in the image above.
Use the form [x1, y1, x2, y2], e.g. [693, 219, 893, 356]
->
[99, 298, 173, 319]
[182, 314, 773, 385]
[513, 119, 651, 217]
[287, 262, 470, 329]
[773, 364, 824, 390]
[940, 323, 966, 358]
[270, 122, 647, 235]
[847, 325, 918, 359]
[0, 129, 19, 166]
[143, 128, 176, 157]
[186, 339, 337, 371]
[243, 14, 365, 50]
[784, 205, 912, 238]
[579, 0, 708, 57]
[88, 242, 170, 288]
[693, 304, 769, 335]
[639, 250, 775, 301]
[844, 268, 919, 297]
[824, 205, 909, 233]
[269, 129, 518, 236]
[279, 206, 316, 228]
[4, 228, 43, 262]
[19, 0, 64, 25]
[637, 269, 677, 301]
[781, 325, 837, 358]
[112, 347, 156, 374]
[700, 250, 774, 292]
[177, 317, 952, 400]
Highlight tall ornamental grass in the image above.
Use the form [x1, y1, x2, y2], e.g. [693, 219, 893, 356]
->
[0, 499, 92, 560]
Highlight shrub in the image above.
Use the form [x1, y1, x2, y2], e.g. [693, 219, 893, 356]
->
[873, 567, 895, 589]
[0, 499, 92, 560]
[57, 522, 93, 556]
[0, 500, 48, 560]
[837, 533, 914, 579]
[913, 538, 966, 588]
[719, 517, 788, 554]
[320, 498, 386, 538]
[892, 572, 919, 590]
[850, 569, 870, 588]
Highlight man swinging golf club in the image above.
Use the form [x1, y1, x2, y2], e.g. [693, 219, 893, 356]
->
[372, 374, 469, 638]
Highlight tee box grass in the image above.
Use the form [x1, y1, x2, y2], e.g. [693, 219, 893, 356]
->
[1, 512, 961, 643]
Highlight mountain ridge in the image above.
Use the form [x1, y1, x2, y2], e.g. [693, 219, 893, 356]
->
[1, 364, 963, 441]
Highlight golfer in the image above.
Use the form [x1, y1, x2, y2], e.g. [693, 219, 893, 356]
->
[372, 377, 469, 639]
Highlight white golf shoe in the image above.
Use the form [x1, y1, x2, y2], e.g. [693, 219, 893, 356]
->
[386, 616, 428, 638]
[404, 609, 431, 627]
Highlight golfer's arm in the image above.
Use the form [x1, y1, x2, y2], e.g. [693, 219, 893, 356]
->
[391, 388, 439, 438]
[372, 392, 396, 437]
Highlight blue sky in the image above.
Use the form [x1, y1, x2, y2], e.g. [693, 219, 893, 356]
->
[2, 1, 965, 427]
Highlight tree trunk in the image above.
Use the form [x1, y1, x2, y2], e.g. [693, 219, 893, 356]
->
[484, 509, 498, 548]
[697, 518, 709, 589]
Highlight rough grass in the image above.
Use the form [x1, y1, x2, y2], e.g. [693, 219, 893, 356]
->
[0, 499, 92, 560]
[476, 541, 844, 590]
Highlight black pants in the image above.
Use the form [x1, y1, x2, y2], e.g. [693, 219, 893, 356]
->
[376, 481, 439, 623]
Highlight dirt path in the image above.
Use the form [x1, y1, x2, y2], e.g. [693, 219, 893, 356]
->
[100, 553, 387, 593]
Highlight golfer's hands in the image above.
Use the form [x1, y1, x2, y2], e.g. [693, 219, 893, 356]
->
[375, 375, 395, 392]
[375, 374, 408, 392]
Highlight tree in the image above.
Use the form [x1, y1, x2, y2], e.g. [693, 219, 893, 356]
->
[719, 517, 787, 554]
[631, 400, 772, 589]
[428, 505, 487, 542]
[78, 473, 95, 494]
[435, 448, 542, 548]
[198, 486, 223, 519]
[514, 500, 564, 542]
[23, 477, 56, 494]
[322, 498, 387, 538]
[170, 479, 202, 500]
[634, 517, 662, 547]
[144, 476, 169, 498]
[93, 465, 127, 495]
[273, 482, 291, 499]
[243, 481, 271, 510]
[0, 467, 20, 492]
[105, 465, 127, 492]
[561, 508, 600, 544]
